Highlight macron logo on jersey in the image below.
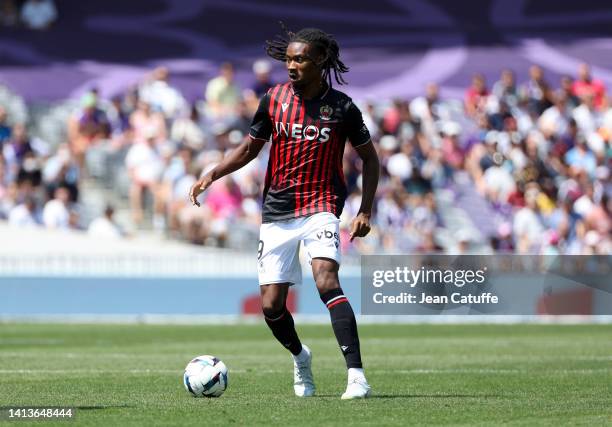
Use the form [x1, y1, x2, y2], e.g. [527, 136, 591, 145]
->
[281, 102, 289, 112]
[275, 122, 331, 142]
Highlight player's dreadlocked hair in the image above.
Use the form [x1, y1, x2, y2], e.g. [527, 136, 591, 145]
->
[265, 24, 349, 86]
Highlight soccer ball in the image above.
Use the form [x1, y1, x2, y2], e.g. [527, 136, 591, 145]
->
[183, 355, 228, 398]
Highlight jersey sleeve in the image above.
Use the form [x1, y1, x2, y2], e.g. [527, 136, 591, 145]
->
[345, 100, 371, 148]
[249, 92, 273, 141]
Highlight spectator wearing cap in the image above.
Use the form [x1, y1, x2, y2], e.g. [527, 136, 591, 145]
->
[482, 150, 515, 204]
[67, 91, 110, 171]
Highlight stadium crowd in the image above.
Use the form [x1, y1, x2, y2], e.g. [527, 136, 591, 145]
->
[0, 60, 610, 255]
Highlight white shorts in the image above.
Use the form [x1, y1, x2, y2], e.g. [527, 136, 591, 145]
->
[257, 212, 341, 286]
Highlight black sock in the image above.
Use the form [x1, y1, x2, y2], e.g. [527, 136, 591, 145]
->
[320, 288, 362, 368]
[263, 308, 303, 356]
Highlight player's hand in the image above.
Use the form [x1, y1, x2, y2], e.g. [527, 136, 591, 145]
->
[349, 212, 371, 241]
[189, 175, 213, 207]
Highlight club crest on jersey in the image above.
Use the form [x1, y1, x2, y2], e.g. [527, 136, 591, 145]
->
[281, 102, 290, 112]
[320, 105, 333, 120]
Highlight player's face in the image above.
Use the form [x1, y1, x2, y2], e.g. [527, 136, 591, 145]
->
[285, 42, 321, 89]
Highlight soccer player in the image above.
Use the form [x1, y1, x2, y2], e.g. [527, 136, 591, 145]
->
[189, 27, 379, 399]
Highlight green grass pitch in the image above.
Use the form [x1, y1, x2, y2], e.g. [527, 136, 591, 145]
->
[0, 323, 610, 426]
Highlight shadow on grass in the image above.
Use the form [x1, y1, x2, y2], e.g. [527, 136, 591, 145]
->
[370, 394, 503, 399]
[76, 405, 135, 411]
[313, 394, 503, 399]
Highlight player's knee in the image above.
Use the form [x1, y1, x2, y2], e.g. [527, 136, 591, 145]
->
[314, 270, 340, 294]
[312, 260, 339, 293]
[260, 297, 285, 318]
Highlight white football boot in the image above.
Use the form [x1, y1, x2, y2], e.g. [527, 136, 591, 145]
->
[293, 344, 315, 397]
[341, 377, 371, 400]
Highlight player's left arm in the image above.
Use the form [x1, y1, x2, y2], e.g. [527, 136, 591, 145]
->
[345, 100, 380, 241]
[350, 141, 379, 241]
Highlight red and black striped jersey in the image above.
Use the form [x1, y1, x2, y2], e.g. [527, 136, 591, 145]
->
[249, 82, 371, 223]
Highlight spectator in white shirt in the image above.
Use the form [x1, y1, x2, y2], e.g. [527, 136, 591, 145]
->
[572, 93, 601, 135]
[139, 67, 188, 120]
[8, 196, 40, 227]
[539, 90, 571, 137]
[125, 127, 164, 225]
[42, 185, 71, 229]
[88, 205, 124, 239]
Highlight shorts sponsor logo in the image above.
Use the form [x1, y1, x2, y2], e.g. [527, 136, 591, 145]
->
[316, 229, 340, 248]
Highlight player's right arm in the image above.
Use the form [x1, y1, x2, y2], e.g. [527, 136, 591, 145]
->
[189, 137, 266, 206]
[189, 92, 273, 207]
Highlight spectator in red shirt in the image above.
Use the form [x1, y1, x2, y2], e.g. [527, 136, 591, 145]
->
[572, 63, 607, 110]
[465, 73, 489, 117]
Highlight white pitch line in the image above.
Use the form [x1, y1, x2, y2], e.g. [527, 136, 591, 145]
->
[1, 351, 610, 361]
[0, 368, 608, 375]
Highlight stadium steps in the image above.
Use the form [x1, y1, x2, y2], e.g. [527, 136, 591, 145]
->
[78, 177, 137, 234]
[450, 173, 499, 240]
[433, 172, 490, 251]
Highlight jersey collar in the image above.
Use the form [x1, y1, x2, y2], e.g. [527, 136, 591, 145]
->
[290, 81, 330, 101]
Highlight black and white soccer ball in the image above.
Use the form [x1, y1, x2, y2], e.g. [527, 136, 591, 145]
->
[183, 355, 228, 398]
